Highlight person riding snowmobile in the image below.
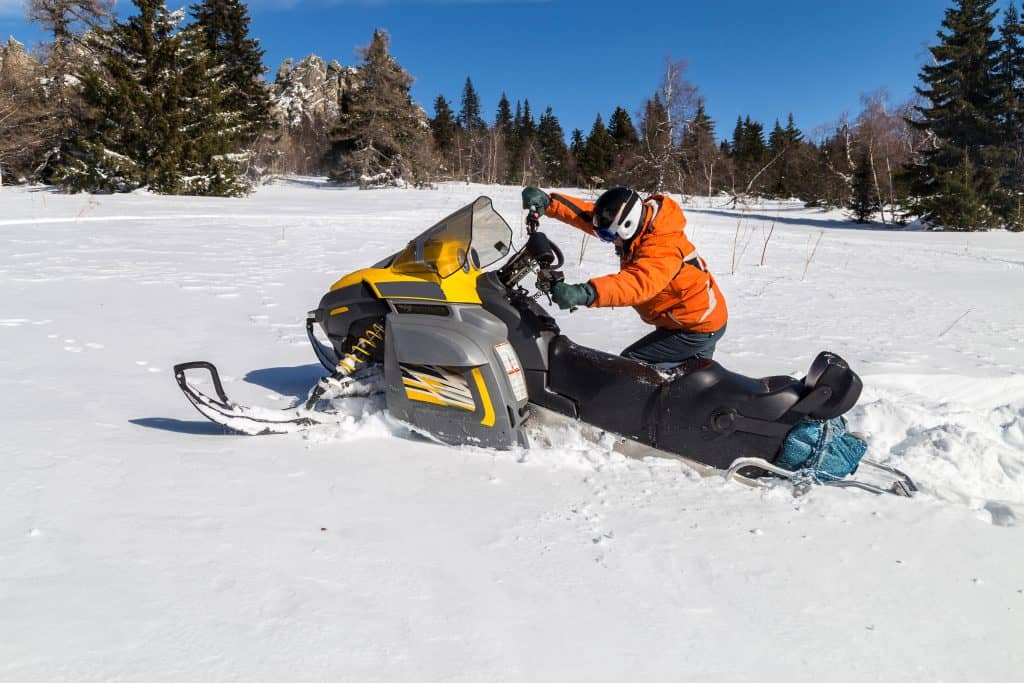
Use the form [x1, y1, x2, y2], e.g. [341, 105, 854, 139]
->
[522, 186, 728, 367]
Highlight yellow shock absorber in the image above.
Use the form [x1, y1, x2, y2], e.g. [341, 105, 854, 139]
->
[306, 321, 385, 409]
[336, 321, 385, 374]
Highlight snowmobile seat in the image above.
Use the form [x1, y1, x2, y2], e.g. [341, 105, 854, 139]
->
[798, 352, 862, 420]
[547, 336, 666, 444]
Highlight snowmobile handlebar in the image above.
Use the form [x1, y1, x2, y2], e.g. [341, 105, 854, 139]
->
[526, 207, 542, 233]
[496, 229, 565, 291]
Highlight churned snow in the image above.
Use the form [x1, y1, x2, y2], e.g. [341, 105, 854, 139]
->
[1, 179, 1022, 682]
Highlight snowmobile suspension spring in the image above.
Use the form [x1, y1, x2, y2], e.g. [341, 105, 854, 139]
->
[336, 322, 385, 375]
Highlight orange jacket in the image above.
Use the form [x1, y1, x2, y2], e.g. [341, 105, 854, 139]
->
[545, 192, 728, 333]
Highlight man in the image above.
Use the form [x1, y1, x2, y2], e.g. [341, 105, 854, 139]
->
[522, 186, 727, 367]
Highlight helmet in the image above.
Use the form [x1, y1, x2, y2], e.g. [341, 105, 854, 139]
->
[593, 187, 644, 242]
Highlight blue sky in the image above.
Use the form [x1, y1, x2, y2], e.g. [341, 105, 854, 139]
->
[1, 0, 1017, 140]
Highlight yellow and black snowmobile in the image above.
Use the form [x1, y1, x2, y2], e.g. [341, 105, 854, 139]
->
[174, 197, 915, 496]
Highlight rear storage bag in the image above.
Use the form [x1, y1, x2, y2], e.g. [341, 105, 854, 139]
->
[775, 417, 867, 482]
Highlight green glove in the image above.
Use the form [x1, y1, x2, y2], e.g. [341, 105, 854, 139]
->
[551, 281, 595, 310]
[522, 186, 550, 213]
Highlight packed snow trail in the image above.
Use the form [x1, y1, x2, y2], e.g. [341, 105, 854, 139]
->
[1, 180, 1023, 682]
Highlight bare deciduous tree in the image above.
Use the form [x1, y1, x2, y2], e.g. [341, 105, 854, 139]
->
[0, 40, 59, 185]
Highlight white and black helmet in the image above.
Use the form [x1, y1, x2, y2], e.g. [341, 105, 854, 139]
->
[593, 187, 644, 242]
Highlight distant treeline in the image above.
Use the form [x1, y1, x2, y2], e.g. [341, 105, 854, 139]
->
[1, 0, 1021, 231]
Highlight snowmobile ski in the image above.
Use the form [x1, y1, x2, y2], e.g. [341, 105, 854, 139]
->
[306, 311, 339, 371]
[173, 361, 381, 435]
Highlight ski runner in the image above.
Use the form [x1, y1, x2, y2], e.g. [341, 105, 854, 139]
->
[522, 186, 728, 367]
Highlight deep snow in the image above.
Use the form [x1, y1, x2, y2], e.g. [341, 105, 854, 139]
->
[1, 179, 1022, 682]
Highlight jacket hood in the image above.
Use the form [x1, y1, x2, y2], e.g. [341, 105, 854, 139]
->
[643, 195, 687, 236]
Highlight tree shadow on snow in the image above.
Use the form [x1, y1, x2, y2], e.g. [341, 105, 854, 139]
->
[685, 207, 905, 231]
[266, 176, 348, 190]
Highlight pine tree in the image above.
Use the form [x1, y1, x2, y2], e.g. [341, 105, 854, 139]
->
[742, 116, 768, 161]
[510, 99, 537, 183]
[176, 26, 247, 195]
[768, 119, 786, 153]
[907, 0, 1007, 229]
[767, 113, 805, 197]
[430, 94, 458, 177]
[581, 114, 615, 184]
[849, 149, 880, 223]
[935, 153, 997, 229]
[997, 2, 1024, 229]
[608, 106, 639, 148]
[430, 95, 457, 154]
[455, 77, 485, 180]
[569, 128, 585, 185]
[189, 0, 274, 155]
[784, 113, 804, 145]
[494, 93, 513, 132]
[687, 104, 715, 142]
[731, 117, 744, 156]
[479, 93, 513, 185]
[458, 77, 485, 131]
[57, 0, 242, 194]
[505, 99, 523, 183]
[680, 103, 719, 197]
[536, 106, 568, 185]
[325, 29, 431, 188]
[730, 115, 769, 195]
[520, 99, 535, 138]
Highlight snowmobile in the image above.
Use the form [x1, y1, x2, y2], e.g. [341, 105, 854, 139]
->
[173, 197, 916, 497]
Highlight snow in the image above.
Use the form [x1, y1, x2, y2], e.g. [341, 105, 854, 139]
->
[1, 179, 1023, 681]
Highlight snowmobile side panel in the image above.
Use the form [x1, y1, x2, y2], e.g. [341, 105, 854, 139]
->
[476, 271, 559, 372]
[388, 309, 502, 368]
[384, 304, 529, 450]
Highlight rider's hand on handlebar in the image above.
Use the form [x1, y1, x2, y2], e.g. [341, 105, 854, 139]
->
[522, 187, 550, 213]
[552, 282, 595, 310]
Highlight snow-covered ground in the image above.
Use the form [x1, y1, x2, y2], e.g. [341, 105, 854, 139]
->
[1, 179, 1022, 682]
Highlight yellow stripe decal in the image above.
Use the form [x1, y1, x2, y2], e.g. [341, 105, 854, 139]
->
[403, 379, 475, 411]
[404, 388, 450, 407]
[471, 367, 495, 427]
[330, 306, 350, 316]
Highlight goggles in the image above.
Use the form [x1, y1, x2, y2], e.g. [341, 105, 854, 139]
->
[594, 225, 618, 242]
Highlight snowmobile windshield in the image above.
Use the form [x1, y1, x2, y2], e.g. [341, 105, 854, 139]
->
[392, 197, 513, 278]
